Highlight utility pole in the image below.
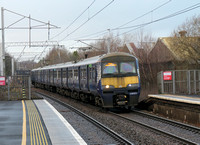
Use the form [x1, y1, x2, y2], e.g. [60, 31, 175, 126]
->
[29, 15, 31, 47]
[1, 7, 5, 76]
[48, 21, 50, 40]
[12, 58, 14, 76]
[107, 29, 111, 53]
[0, 8, 60, 65]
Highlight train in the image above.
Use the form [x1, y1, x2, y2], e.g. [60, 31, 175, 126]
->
[31, 52, 141, 109]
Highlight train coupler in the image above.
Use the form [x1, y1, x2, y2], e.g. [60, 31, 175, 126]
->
[115, 94, 128, 106]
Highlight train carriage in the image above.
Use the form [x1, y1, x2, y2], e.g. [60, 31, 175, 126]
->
[31, 52, 140, 109]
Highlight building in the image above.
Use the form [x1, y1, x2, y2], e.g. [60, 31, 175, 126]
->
[148, 36, 200, 70]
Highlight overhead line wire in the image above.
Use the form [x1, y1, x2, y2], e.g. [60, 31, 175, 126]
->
[116, 3, 200, 31]
[117, 3, 200, 36]
[72, 2, 200, 46]
[59, 0, 115, 42]
[4, 8, 59, 28]
[116, 0, 172, 29]
[70, 0, 171, 40]
[51, 0, 96, 40]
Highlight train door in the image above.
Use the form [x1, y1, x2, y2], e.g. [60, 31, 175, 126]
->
[50, 69, 53, 85]
[87, 65, 89, 91]
[66, 68, 68, 88]
[78, 67, 81, 90]
[61, 68, 63, 86]
[68, 68, 73, 89]
[48, 69, 50, 84]
[90, 64, 97, 92]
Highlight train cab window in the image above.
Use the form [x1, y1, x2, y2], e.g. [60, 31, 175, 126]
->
[102, 62, 118, 74]
[120, 62, 136, 74]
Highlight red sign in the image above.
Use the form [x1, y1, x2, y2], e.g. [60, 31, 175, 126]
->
[0, 76, 6, 86]
[163, 71, 172, 81]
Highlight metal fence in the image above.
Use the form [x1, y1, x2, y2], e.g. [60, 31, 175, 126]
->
[0, 75, 31, 100]
[158, 70, 200, 95]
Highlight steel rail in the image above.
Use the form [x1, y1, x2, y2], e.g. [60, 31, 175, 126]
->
[133, 109, 200, 133]
[109, 111, 197, 145]
[35, 91, 134, 145]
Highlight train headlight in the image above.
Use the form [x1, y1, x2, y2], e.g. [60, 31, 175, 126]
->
[105, 85, 109, 88]
[127, 83, 139, 88]
[102, 85, 115, 89]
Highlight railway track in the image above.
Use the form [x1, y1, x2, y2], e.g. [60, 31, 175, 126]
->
[109, 109, 199, 145]
[34, 91, 133, 145]
[133, 109, 200, 132]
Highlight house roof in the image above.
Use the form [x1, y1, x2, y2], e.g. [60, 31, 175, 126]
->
[158, 37, 200, 62]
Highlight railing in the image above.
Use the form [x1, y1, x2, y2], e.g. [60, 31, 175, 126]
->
[0, 75, 31, 100]
[157, 70, 200, 95]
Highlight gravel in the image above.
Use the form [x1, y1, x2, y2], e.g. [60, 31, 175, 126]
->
[43, 96, 123, 144]
[34, 89, 192, 144]
[121, 112, 200, 144]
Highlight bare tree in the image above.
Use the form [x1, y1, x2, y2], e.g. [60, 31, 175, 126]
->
[171, 15, 200, 65]
[173, 15, 200, 37]
[44, 47, 71, 65]
[90, 32, 123, 54]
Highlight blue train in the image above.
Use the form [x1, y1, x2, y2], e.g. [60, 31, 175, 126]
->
[31, 52, 141, 109]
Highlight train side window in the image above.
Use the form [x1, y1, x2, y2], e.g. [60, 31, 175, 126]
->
[81, 68, 86, 79]
[38, 71, 41, 81]
[58, 70, 61, 79]
[74, 69, 78, 80]
[80, 69, 83, 79]
[50, 70, 53, 79]
[68, 69, 72, 78]
[83, 68, 86, 79]
[43, 70, 45, 81]
[53, 70, 57, 79]
[63, 69, 66, 79]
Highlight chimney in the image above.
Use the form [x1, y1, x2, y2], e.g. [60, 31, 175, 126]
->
[85, 53, 88, 59]
[179, 31, 187, 37]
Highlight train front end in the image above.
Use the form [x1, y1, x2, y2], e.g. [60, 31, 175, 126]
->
[100, 53, 140, 109]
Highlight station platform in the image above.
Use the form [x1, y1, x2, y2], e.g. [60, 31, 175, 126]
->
[0, 99, 86, 145]
[148, 94, 200, 105]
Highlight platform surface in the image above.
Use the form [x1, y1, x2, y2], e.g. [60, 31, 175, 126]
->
[148, 94, 200, 105]
[0, 101, 23, 145]
[34, 100, 87, 145]
[0, 99, 86, 145]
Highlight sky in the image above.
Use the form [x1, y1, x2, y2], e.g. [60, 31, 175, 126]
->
[0, 0, 200, 61]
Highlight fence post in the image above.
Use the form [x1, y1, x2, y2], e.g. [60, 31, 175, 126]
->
[194, 70, 196, 94]
[172, 71, 175, 94]
[29, 76, 31, 100]
[199, 71, 200, 93]
[8, 77, 10, 101]
[161, 71, 164, 94]
[187, 70, 191, 94]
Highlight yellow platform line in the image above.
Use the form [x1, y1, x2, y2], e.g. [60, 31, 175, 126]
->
[35, 109, 46, 144]
[21, 100, 26, 145]
[26, 100, 48, 145]
[27, 101, 40, 145]
[28, 103, 35, 145]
